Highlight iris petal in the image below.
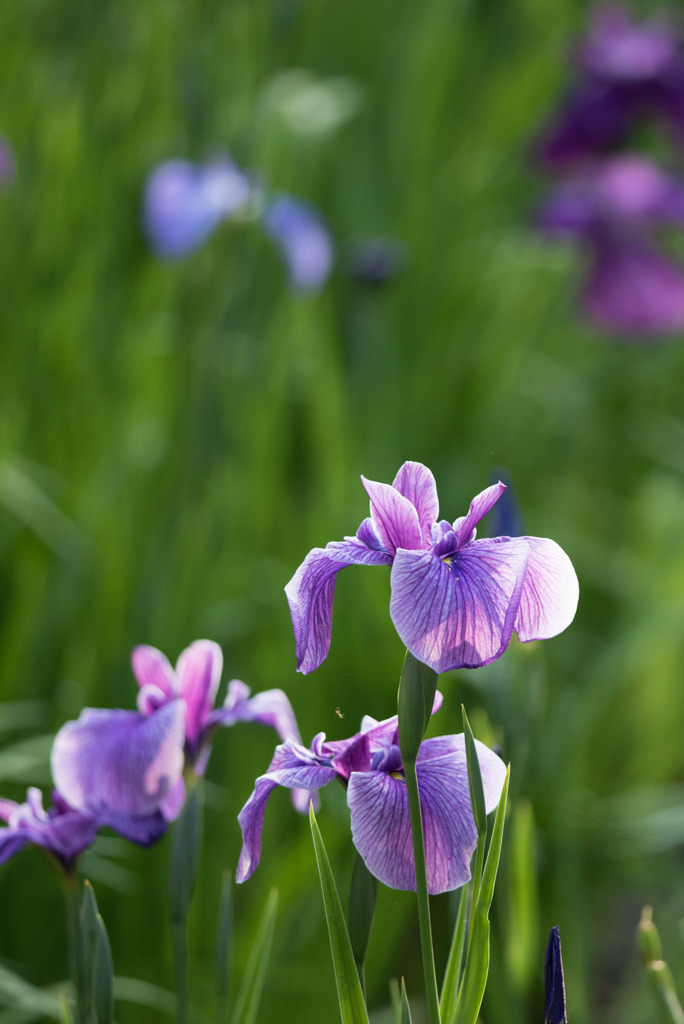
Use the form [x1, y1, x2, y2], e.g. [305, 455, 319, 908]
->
[391, 462, 439, 548]
[361, 477, 423, 554]
[51, 701, 185, 818]
[389, 538, 529, 672]
[515, 538, 580, 641]
[176, 640, 223, 751]
[285, 539, 392, 674]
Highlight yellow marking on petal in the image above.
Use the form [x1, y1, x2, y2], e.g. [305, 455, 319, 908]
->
[390, 771, 405, 781]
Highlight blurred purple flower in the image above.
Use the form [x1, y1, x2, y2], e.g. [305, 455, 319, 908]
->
[144, 157, 254, 258]
[262, 194, 334, 292]
[132, 640, 302, 774]
[0, 789, 98, 872]
[236, 692, 506, 893]
[0, 136, 15, 189]
[538, 155, 684, 334]
[51, 699, 187, 830]
[537, 6, 684, 168]
[286, 461, 578, 675]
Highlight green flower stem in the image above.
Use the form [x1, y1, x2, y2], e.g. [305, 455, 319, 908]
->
[64, 875, 90, 1024]
[403, 755, 441, 1024]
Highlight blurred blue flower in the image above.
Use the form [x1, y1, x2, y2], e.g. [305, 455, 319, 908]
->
[144, 157, 254, 258]
[131, 639, 302, 775]
[537, 5, 684, 168]
[286, 461, 579, 675]
[347, 237, 407, 286]
[545, 926, 567, 1024]
[538, 154, 684, 335]
[262, 194, 334, 292]
[236, 692, 506, 893]
[0, 135, 15, 189]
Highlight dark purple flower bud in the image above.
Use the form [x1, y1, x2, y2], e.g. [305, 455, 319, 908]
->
[545, 926, 567, 1024]
[262, 194, 334, 293]
[143, 157, 253, 258]
[285, 461, 578, 675]
[347, 238, 407, 286]
[236, 692, 507, 893]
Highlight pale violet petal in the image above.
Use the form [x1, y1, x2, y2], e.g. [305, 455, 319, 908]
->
[361, 476, 423, 554]
[454, 483, 506, 548]
[515, 537, 579, 642]
[391, 462, 439, 548]
[175, 640, 223, 750]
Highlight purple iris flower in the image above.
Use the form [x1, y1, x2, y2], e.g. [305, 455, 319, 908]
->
[236, 692, 506, 894]
[537, 5, 684, 168]
[286, 461, 578, 675]
[0, 789, 98, 872]
[131, 640, 302, 776]
[538, 155, 684, 335]
[144, 157, 254, 258]
[262, 194, 334, 292]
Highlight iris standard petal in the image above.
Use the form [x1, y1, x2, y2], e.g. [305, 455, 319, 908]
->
[51, 701, 185, 818]
[144, 161, 225, 258]
[285, 539, 393, 674]
[361, 477, 423, 554]
[132, 645, 177, 699]
[453, 482, 506, 547]
[236, 746, 338, 882]
[175, 639, 223, 751]
[515, 538, 580, 642]
[391, 462, 439, 548]
[389, 538, 530, 672]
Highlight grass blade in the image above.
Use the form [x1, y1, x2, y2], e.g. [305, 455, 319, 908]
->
[229, 888, 278, 1024]
[309, 804, 370, 1024]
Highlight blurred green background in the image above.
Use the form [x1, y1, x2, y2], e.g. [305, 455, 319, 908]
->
[2, 0, 684, 1021]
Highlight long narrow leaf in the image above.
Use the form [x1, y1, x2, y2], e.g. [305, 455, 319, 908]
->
[215, 871, 233, 1024]
[450, 766, 510, 1024]
[229, 888, 278, 1024]
[439, 885, 469, 1020]
[309, 805, 370, 1024]
[400, 980, 413, 1024]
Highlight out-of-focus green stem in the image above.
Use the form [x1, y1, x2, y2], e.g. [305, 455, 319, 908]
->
[403, 756, 442, 1024]
[64, 876, 90, 1024]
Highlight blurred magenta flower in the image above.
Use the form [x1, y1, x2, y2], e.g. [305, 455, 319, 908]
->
[144, 157, 254, 258]
[51, 699, 187, 828]
[132, 639, 302, 773]
[538, 155, 684, 334]
[0, 788, 98, 871]
[286, 461, 578, 675]
[262, 194, 334, 292]
[538, 5, 684, 168]
[236, 692, 506, 893]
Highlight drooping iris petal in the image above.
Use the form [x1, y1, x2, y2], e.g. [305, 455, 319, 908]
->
[583, 238, 684, 335]
[285, 539, 393, 674]
[213, 680, 301, 744]
[175, 639, 223, 753]
[453, 482, 506, 547]
[361, 476, 423, 554]
[236, 742, 338, 882]
[515, 538, 580, 642]
[51, 701, 185, 818]
[348, 739, 505, 894]
[389, 538, 530, 672]
[262, 195, 333, 292]
[391, 462, 439, 547]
